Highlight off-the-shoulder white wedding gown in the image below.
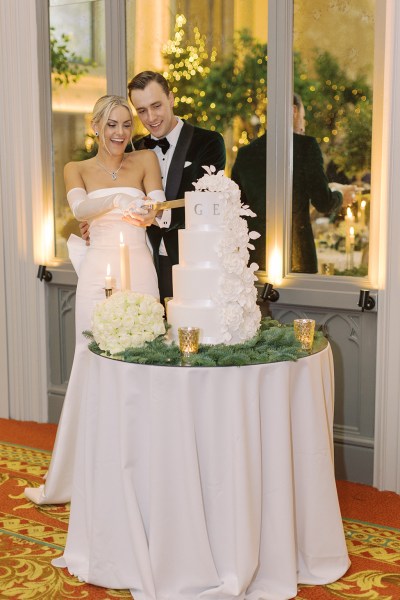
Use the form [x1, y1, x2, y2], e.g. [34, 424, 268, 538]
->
[25, 188, 159, 505]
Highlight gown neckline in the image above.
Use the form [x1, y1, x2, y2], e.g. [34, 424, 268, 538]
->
[87, 186, 144, 197]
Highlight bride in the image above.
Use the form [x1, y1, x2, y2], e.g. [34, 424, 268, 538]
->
[25, 94, 165, 505]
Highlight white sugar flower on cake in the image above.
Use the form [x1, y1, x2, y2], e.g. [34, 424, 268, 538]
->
[192, 165, 262, 343]
[194, 165, 240, 193]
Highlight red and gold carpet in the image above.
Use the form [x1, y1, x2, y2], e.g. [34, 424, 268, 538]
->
[1, 419, 400, 599]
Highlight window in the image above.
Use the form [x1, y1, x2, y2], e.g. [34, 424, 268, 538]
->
[49, 0, 106, 258]
[291, 0, 374, 277]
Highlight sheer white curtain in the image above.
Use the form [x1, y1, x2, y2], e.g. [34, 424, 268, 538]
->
[0, 0, 48, 420]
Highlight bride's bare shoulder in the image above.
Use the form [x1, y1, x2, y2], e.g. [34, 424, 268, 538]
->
[64, 157, 96, 189]
[125, 149, 156, 165]
[64, 157, 96, 175]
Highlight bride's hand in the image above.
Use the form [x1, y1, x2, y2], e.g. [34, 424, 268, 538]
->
[113, 193, 148, 213]
[122, 207, 159, 228]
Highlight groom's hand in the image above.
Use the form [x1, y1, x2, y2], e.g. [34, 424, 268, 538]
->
[79, 221, 90, 245]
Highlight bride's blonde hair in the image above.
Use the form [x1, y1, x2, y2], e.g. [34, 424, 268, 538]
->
[91, 95, 134, 152]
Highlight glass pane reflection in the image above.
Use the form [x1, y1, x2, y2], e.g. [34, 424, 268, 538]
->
[126, 0, 268, 269]
[50, 0, 106, 259]
[292, 0, 374, 276]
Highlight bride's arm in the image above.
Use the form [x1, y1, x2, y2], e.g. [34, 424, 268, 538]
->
[64, 162, 140, 221]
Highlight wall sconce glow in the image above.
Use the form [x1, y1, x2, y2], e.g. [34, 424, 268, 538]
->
[268, 248, 282, 285]
[41, 214, 54, 265]
[34, 213, 53, 265]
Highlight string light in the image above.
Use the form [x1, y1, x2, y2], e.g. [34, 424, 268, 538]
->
[161, 14, 267, 140]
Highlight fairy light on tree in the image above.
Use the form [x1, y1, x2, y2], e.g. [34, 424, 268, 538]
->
[162, 16, 267, 141]
[162, 15, 372, 179]
[162, 14, 216, 122]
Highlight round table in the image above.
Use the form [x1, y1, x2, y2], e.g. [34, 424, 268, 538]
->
[53, 343, 350, 600]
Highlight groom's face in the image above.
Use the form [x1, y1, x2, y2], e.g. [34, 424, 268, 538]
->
[130, 81, 176, 139]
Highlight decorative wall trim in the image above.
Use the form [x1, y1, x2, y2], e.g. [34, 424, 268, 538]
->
[333, 429, 374, 449]
[271, 302, 376, 484]
[58, 289, 76, 383]
[59, 289, 75, 318]
[374, 0, 400, 493]
[0, 0, 48, 421]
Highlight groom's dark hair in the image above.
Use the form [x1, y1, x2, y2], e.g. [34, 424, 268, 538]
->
[293, 92, 303, 109]
[128, 71, 171, 98]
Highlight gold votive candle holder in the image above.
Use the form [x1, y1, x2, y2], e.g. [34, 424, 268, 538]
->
[293, 319, 315, 351]
[322, 262, 335, 276]
[178, 327, 200, 360]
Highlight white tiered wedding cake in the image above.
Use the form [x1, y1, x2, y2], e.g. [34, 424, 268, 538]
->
[167, 166, 261, 344]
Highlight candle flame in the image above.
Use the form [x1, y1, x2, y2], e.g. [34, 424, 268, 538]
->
[120, 232, 124, 244]
[106, 263, 111, 276]
[360, 200, 366, 209]
[346, 207, 353, 217]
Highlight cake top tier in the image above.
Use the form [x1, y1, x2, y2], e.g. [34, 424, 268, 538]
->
[185, 166, 241, 231]
[185, 190, 240, 231]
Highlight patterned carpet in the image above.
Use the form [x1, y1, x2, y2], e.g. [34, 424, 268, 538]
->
[1, 437, 400, 599]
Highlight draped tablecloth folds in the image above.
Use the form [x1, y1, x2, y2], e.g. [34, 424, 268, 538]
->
[53, 343, 350, 600]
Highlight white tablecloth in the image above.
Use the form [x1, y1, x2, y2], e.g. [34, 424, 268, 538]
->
[54, 344, 350, 600]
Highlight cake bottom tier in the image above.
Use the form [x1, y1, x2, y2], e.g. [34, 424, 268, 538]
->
[167, 301, 224, 345]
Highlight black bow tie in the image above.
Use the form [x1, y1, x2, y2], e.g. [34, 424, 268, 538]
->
[143, 137, 170, 154]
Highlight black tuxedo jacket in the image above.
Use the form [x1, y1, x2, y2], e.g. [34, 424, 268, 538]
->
[134, 122, 226, 267]
[231, 135, 266, 269]
[231, 133, 342, 273]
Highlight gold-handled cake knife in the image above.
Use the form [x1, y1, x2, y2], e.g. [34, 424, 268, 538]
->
[145, 198, 185, 210]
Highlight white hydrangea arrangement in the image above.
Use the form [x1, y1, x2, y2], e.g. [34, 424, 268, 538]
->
[194, 165, 261, 344]
[92, 291, 165, 354]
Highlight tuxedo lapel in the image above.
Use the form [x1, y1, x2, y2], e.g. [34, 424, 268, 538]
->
[165, 122, 194, 200]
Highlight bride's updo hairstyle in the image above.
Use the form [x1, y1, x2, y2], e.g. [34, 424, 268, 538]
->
[91, 95, 134, 152]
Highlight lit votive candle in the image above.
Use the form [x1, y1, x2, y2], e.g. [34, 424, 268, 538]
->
[293, 319, 315, 351]
[119, 232, 131, 291]
[178, 327, 200, 361]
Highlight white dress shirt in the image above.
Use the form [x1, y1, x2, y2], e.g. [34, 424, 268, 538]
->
[151, 118, 184, 256]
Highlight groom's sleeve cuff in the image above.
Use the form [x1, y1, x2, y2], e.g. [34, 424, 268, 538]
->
[156, 209, 171, 229]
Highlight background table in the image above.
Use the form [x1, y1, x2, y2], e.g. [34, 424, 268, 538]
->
[54, 344, 350, 600]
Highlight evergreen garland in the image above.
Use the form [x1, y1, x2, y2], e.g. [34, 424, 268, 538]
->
[84, 318, 327, 368]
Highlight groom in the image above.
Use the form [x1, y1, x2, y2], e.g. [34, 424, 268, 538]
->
[127, 71, 226, 303]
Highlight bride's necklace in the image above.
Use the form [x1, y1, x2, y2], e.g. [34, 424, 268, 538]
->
[96, 156, 125, 181]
